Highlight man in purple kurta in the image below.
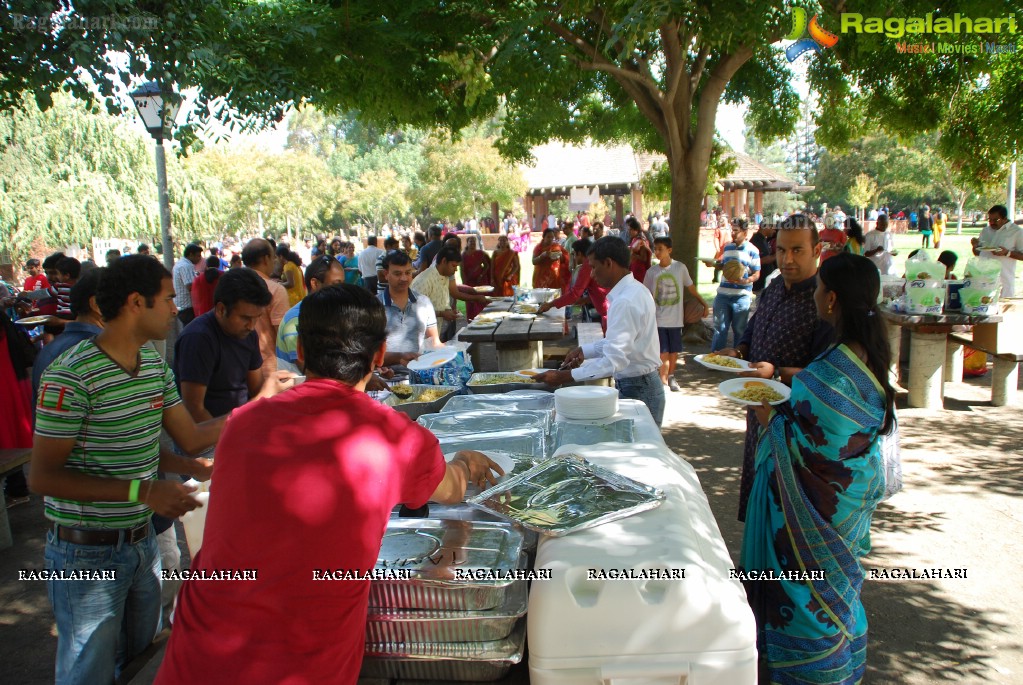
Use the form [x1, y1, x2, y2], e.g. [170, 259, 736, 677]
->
[715, 216, 834, 521]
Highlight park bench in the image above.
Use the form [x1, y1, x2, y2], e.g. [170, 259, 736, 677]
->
[0, 448, 32, 550]
[948, 332, 1023, 407]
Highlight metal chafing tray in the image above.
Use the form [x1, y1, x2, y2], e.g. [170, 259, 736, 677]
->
[418, 409, 552, 435]
[467, 372, 552, 394]
[467, 455, 665, 536]
[361, 619, 526, 682]
[365, 577, 527, 643]
[550, 418, 635, 454]
[369, 519, 524, 610]
[438, 430, 546, 462]
[382, 384, 460, 420]
[442, 391, 555, 414]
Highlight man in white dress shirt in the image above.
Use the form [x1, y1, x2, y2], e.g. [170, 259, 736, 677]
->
[535, 237, 665, 426]
[972, 204, 1023, 297]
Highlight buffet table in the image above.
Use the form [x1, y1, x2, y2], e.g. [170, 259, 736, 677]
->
[882, 309, 1002, 409]
[458, 300, 567, 372]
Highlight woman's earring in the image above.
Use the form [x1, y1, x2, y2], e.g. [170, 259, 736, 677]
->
[827, 303, 833, 315]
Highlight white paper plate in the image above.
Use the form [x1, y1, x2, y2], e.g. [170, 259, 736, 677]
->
[718, 378, 791, 406]
[473, 285, 495, 293]
[976, 246, 1000, 252]
[14, 315, 51, 326]
[407, 349, 458, 370]
[468, 320, 499, 329]
[694, 354, 753, 373]
[515, 368, 546, 379]
[509, 313, 536, 320]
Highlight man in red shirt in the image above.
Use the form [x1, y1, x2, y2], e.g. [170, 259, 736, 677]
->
[22, 258, 49, 313]
[155, 285, 501, 685]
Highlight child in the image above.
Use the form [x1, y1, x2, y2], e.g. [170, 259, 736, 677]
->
[643, 237, 709, 391]
[22, 258, 50, 314]
[54, 256, 81, 320]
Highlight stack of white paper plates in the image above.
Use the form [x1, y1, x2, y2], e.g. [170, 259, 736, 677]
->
[554, 386, 619, 420]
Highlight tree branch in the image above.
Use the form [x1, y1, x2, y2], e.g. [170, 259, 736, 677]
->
[662, 22, 685, 105]
[692, 45, 754, 172]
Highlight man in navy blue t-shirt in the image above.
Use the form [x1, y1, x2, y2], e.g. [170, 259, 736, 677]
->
[173, 269, 273, 421]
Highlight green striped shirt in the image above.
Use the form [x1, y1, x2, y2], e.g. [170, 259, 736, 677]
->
[34, 340, 182, 528]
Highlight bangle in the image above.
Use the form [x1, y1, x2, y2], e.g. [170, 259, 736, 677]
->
[128, 479, 141, 503]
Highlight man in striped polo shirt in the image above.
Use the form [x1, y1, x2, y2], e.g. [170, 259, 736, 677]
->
[711, 219, 761, 351]
[30, 255, 225, 685]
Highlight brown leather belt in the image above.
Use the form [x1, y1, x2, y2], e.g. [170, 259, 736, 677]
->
[57, 522, 151, 546]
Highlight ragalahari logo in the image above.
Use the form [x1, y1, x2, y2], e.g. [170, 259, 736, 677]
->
[785, 7, 839, 61]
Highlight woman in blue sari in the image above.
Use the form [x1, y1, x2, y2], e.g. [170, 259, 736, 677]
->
[743, 252, 894, 684]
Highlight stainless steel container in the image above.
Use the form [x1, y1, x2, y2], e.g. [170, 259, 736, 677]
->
[361, 620, 526, 681]
[369, 519, 525, 610]
[382, 384, 460, 421]
[365, 578, 527, 642]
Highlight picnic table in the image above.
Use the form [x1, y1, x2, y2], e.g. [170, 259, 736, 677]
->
[458, 299, 567, 371]
[882, 308, 1002, 409]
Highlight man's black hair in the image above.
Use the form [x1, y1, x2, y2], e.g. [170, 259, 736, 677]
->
[56, 257, 81, 279]
[625, 216, 642, 232]
[303, 256, 344, 290]
[428, 225, 443, 238]
[184, 243, 203, 258]
[384, 250, 412, 269]
[137, 243, 150, 252]
[989, 204, 1009, 220]
[384, 236, 400, 249]
[367, 235, 378, 246]
[25, 258, 40, 268]
[572, 238, 592, 256]
[436, 247, 462, 264]
[587, 236, 630, 268]
[96, 255, 170, 320]
[653, 236, 672, 249]
[42, 252, 66, 270]
[298, 284, 387, 385]
[213, 268, 272, 312]
[241, 239, 273, 267]
[69, 268, 103, 318]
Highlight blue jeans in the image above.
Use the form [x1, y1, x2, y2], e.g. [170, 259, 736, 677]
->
[712, 294, 751, 351]
[45, 527, 162, 685]
[617, 370, 665, 426]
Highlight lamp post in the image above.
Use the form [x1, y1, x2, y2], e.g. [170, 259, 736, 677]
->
[130, 81, 182, 271]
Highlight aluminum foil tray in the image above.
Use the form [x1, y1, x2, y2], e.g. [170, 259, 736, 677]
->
[551, 418, 635, 453]
[390, 506, 540, 553]
[467, 455, 665, 537]
[366, 578, 527, 643]
[361, 620, 525, 682]
[467, 372, 552, 394]
[418, 409, 552, 436]
[383, 384, 460, 420]
[442, 391, 555, 414]
[369, 519, 525, 610]
[437, 430, 546, 462]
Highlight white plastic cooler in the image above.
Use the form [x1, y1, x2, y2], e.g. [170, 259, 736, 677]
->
[528, 442, 757, 685]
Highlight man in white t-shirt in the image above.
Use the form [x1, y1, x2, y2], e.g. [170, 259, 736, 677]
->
[357, 235, 385, 293]
[864, 214, 897, 276]
[643, 236, 708, 391]
[972, 204, 1023, 297]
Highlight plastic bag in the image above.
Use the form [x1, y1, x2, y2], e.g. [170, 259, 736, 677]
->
[879, 415, 902, 501]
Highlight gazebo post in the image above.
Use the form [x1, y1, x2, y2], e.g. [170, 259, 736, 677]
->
[523, 195, 533, 227]
[736, 188, 748, 219]
[491, 202, 500, 231]
[631, 186, 644, 223]
[614, 195, 625, 228]
[754, 191, 764, 218]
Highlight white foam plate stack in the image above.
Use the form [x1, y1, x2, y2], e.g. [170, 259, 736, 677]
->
[554, 386, 619, 420]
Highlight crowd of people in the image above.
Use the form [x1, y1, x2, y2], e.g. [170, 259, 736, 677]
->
[3, 201, 1017, 685]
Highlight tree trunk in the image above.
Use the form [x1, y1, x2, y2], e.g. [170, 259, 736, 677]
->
[668, 162, 707, 285]
[956, 193, 967, 234]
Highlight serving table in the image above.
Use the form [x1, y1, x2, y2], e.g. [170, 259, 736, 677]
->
[458, 300, 567, 372]
[882, 309, 1002, 409]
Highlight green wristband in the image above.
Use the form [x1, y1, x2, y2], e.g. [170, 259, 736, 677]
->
[128, 479, 141, 503]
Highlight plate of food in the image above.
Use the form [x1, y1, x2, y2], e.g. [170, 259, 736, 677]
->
[407, 349, 458, 370]
[509, 313, 536, 320]
[695, 353, 753, 373]
[473, 285, 495, 294]
[976, 246, 1000, 252]
[515, 368, 547, 379]
[468, 320, 499, 329]
[14, 315, 52, 326]
[512, 304, 539, 314]
[718, 378, 791, 406]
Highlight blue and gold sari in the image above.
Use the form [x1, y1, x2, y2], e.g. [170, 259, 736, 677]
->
[740, 344, 886, 684]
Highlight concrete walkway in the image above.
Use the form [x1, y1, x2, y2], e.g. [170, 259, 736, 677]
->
[1, 347, 1020, 683]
